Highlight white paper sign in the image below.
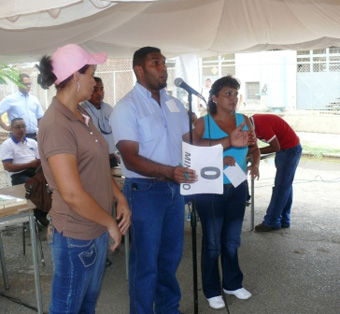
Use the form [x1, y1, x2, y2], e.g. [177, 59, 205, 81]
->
[166, 99, 180, 112]
[180, 142, 223, 195]
[223, 162, 247, 188]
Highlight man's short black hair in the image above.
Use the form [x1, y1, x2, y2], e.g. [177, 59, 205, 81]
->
[11, 118, 24, 126]
[132, 47, 161, 69]
[19, 73, 30, 82]
[94, 77, 102, 83]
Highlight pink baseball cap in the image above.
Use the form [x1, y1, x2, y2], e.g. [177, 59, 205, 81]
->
[51, 44, 107, 85]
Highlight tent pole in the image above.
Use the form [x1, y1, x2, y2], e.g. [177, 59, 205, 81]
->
[187, 92, 199, 314]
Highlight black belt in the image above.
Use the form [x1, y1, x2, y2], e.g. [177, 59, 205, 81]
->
[131, 177, 172, 183]
[26, 133, 37, 139]
[145, 177, 171, 182]
[11, 168, 36, 178]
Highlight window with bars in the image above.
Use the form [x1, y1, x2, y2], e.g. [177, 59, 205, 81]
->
[202, 54, 236, 78]
[297, 48, 340, 73]
[329, 56, 340, 72]
[246, 82, 260, 100]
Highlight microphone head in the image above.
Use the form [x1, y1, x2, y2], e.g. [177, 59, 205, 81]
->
[174, 77, 183, 87]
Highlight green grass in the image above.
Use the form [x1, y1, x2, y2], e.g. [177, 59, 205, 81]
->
[257, 140, 340, 159]
[300, 142, 340, 158]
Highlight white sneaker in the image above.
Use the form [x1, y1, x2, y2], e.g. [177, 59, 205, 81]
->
[207, 296, 225, 309]
[223, 288, 252, 300]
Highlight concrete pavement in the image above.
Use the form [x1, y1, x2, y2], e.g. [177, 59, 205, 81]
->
[0, 156, 339, 313]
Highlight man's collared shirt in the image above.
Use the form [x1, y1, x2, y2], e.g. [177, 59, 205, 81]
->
[0, 134, 39, 175]
[82, 100, 115, 154]
[0, 91, 44, 133]
[110, 83, 189, 179]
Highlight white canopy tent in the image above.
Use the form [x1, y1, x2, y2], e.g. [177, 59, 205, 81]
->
[1, 0, 340, 63]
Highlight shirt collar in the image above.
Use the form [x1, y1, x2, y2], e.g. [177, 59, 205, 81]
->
[17, 90, 29, 97]
[52, 97, 89, 123]
[135, 82, 166, 99]
[84, 100, 103, 113]
[81, 113, 90, 126]
[87, 100, 103, 110]
[10, 133, 27, 144]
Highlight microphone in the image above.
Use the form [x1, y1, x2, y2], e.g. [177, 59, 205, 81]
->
[174, 78, 206, 102]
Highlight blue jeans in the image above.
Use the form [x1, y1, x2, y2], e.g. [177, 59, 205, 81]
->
[49, 228, 108, 314]
[195, 182, 247, 299]
[124, 178, 184, 314]
[263, 143, 302, 228]
[11, 168, 36, 185]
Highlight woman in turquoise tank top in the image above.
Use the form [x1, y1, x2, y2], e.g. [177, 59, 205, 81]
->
[191, 76, 260, 310]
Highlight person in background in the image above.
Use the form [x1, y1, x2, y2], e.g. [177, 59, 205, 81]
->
[110, 46, 198, 314]
[251, 114, 302, 232]
[36, 43, 130, 313]
[82, 76, 120, 268]
[189, 111, 198, 124]
[186, 76, 260, 309]
[0, 117, 48, 226]
[82, 77, 119, 168]
[197, 77, 212, 116]
[0, 73, 44, 140]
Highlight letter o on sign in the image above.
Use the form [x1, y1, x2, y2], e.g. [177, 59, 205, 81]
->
[201, 167, 220, 180]
[183, 184, 191, 190]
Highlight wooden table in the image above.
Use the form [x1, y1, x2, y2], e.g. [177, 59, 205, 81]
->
[0, 184, 43, 314]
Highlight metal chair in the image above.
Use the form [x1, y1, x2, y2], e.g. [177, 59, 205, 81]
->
[0, 171, 45, 289]
[0, 170, 45, 265]
[0, 216, 45, 290]
[112, 167, 129, 280]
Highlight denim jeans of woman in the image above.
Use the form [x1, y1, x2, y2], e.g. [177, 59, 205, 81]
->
[124, 178, 184, 314]
[49, 228, 109, 314]
[195, 182, 247, 299]
[263, 143, 302, 228]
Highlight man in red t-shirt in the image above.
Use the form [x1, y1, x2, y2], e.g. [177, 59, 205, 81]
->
[250, 114, 302, 232]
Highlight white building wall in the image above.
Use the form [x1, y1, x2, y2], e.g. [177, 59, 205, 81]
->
[235, 51, 297, 112]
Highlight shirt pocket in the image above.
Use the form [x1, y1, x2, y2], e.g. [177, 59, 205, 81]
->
[138, 113, 165, 143]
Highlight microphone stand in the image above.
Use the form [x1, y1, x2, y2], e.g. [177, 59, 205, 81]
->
[187, 92, 199, 314]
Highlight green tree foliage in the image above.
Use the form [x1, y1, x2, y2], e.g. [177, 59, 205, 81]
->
[0, 64, 22, 86]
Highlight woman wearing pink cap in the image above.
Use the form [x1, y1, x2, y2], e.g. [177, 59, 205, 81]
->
[37, 44, 131, 313]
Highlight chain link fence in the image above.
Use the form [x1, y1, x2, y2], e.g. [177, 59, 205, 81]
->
[1, 49, 339, 114]
[96, 58, 134, 107]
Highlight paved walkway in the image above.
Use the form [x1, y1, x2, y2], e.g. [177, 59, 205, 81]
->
[0, 158, 339, 313]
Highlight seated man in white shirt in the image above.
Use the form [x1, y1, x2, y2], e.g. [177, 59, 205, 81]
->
[1, 118, 48, 225]
[82, 77, 119, 168]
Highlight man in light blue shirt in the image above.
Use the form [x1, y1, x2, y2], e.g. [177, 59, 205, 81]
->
[110, 81, 190, 179]
[0, 73, 44, 139]
[82, 77, 118, 167]
[111, 47, 255, 314]
[110, 47, 197, 314]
